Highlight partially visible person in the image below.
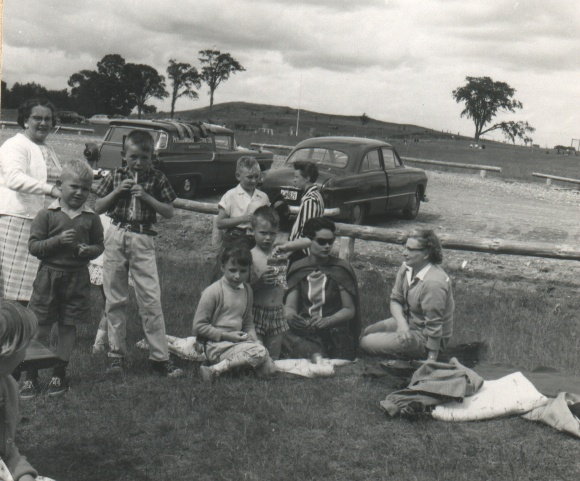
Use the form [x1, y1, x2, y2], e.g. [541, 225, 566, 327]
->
[282, 217, 360, 360]
[279, 161, 324, 265]
[250, 206, 288, 359]
[94, 129, 183, 378]
[21, 159, 104, 399]
[0, 98, 62, 304]
[0, 300, 40, 480]
[216, 156, 269, 250]
[359, 229, 454, 362]
[193, 245, 275, 382]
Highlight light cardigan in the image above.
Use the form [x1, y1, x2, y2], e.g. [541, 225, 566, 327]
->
[0, 132, 56, 218]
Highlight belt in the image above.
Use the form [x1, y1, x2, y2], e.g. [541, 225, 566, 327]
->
[111, 219, 157, 236]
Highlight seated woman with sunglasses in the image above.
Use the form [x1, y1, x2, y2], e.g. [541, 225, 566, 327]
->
[359, 229, 454, 362]
[281, 217, 360, 360]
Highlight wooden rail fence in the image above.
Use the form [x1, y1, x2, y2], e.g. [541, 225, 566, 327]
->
[402, 157, 502, 178]
[532, 172, 580, 186]
[173, 199, 580, 261]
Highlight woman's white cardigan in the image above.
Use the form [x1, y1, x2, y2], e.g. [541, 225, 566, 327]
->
[0, 132, 55, 219]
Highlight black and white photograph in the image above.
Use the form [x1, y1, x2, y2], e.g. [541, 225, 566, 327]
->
[0, 1, 579, 480]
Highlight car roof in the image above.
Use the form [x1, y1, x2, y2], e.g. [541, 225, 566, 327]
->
[107, 119, 233, 139]
[294, 136, 392, 150]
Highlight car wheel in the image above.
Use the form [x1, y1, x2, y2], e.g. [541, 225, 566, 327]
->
[350, 204, 366, 225]
[402, 189, 421, 220]
[180, 177, 198, 199]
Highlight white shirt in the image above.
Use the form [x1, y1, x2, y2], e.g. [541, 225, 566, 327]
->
[218, 183, 269, 230]
[405, 263, 432, 286]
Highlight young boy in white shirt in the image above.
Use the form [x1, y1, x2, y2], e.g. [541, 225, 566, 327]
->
[216, 156, 269, 249]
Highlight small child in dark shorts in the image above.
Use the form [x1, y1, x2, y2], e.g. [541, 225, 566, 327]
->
[22, 159, 104, 398]
[250, 206, 288, 359]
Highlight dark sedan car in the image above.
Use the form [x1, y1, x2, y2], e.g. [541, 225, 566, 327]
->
[261, 137, 427, 224]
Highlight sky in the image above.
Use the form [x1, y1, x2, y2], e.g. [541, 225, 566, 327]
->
[1, 0, 578, 147]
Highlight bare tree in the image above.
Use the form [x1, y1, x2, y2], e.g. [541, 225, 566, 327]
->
[198, 49, 245, 108]
[166, 59, 201, 119]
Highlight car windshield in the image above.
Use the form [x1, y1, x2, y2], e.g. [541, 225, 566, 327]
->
[286, 147, 349, 168]
[105, 127, 164, 149]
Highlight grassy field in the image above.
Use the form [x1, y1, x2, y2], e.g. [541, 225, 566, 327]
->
[19, 244, 580, 481]
[3, 125, 579, 480]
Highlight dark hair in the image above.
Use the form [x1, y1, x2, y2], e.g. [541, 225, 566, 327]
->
[302, 217, 336, 240]
[405, 229, 443, 264]
[293, 161, 318, 183]
[17, 98, 57, 128]
[220, 245, 253, 267]
[123, 130, 155, 153]
[251, 205, 280, 229]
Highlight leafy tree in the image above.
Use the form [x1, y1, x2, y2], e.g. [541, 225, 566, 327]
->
[198, 49, 245, 108]
[3, 82, 48, 108]
[166, 59, 201, 119]
[360, 113, 370, 125]
[124, 64, 168, 118]
[452, 76, 534, 142]
[68, 54, 136, 116]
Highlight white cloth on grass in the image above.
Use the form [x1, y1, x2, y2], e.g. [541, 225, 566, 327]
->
[432, 372, 548, 421]
[522, 392, 580, 439]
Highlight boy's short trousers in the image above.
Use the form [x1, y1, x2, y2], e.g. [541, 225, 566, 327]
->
[252, 305, 289, 337]
[28, 264, 91, 326]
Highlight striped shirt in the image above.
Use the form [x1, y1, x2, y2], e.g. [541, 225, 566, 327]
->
[289, 184, 324, 241]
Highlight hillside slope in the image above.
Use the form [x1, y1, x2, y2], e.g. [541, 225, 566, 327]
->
[159, 101, 455, 141]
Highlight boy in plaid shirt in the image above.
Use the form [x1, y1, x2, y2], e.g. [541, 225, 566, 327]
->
[94, 130, 183, 377]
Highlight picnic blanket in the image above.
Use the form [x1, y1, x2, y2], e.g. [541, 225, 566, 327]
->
[136, 336, 353, 377]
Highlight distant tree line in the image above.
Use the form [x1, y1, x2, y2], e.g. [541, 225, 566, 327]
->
[2, 50, 244, 119]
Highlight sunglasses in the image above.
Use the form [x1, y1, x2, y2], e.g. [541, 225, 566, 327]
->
[314, 237, 335, 246]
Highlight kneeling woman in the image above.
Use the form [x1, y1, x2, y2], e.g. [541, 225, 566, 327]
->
[360, 229, 454, 362]
[282, 217, 360, 360]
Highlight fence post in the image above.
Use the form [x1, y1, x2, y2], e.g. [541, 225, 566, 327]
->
[338, 236, 355, 261]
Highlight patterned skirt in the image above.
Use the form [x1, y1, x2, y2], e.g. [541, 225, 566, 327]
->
[0, 215, 39, 301]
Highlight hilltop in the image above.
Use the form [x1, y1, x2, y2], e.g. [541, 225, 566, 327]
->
[158, 101, 458, 142]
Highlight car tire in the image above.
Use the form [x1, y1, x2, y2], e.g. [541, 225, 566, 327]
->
[350, 204, 366, 225]
[401, 189, 421, 220]
[179, 177, 198, 200]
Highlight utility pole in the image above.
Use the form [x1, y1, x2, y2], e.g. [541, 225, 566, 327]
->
[295, 75, 302, 137]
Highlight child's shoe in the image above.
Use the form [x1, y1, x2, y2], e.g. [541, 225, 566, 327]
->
[107, 357, 125, 374]
[150, 359, 184, 378]
[20, 379, 40, 400]
[199, 365, 217, 383]
[47, 376, 68, 397]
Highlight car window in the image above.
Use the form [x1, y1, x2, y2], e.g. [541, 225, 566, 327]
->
[361, 149, 382, 172]
[286, 147, 349, 168]
[106, 127, 161, 147]
[381, 148, 400, 169]
[214, 135, 233, 150]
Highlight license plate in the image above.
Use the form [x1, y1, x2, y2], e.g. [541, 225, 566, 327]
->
[281, 188, 298, 201]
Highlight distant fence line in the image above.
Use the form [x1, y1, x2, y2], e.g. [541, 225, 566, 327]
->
[0, 121, 94, 136]
[173, 198, 580, 262]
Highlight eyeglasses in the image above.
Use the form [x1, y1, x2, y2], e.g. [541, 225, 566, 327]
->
[314, 237, 335, 246]
[30, 116, 52, 123]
